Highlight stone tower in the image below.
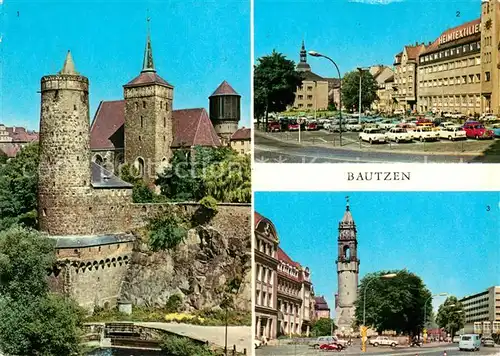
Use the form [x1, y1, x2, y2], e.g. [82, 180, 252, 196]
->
[38, 51, 93, 235]
[335, 197, 360, 335]
[209, 80, 241, 144]
[124, 24, 174, 186]
[297, 40, 311, 72]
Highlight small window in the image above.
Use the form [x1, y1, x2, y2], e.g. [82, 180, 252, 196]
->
[135, 102, 138, 110]
[139, 135, 142, 141]
[140, 116, 143, 128]
[164, 117, 166, 127]
[143, 101, 146, 108]
[73, 104, 77, 110]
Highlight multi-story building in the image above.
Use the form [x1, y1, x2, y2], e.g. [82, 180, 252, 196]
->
[229, 127, 251, 155]
[393, 43, 426, 113]
[0, 124, 39, 158]
[292, 41, 329, 111]
[460, 286, 500, 335]
[314, 295, 331, 319]
[254, 212, 314, 340]
[417, 19, 482, 115]
[369, 65, 395, 114]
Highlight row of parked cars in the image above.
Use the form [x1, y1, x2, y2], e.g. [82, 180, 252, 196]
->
[359, 121, 498, 144]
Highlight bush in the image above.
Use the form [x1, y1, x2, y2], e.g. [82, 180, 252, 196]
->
[148, 213, 188, 251]
[161, 335, 215, 356]
[166, 294, 183, 313]
[199, 196, 218, 213]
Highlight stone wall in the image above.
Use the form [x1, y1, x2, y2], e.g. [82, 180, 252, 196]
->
[120, 203, 252, 312]
[92, 188, 133, 235]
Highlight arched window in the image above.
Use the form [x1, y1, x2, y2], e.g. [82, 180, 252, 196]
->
[135, 102, 138, 110]
[136, 157, 145, 177]
[343, 246, 351, 260]
[143, 101, 146, 109]
[94, 154, 103, 166]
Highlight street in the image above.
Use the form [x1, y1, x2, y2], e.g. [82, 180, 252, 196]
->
[255, 344, 500, 356]
[254, 130, 500, 163]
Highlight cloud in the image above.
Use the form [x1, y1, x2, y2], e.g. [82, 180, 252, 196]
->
[349, 0, 403, 4]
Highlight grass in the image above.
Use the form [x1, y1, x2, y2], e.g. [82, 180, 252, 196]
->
[85, 306, 251, 327]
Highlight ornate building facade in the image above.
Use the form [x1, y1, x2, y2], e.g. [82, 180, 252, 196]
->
[334, 200, 360, 336]
[314, 295, 331, 320]
[254, 212, 314, 340]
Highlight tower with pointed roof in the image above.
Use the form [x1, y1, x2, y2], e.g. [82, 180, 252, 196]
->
[297, 40, 311, 72]
[123, 21, 174, 186]
[335, 197, 360, 335]
[209, 80, 241, 144]
[38, 51, 93, 235]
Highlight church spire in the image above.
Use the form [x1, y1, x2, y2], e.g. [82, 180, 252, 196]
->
[142, 12, 155, 73]
[345, 195, 350, 211]
[59, 50, 78, 75]
[300, 39, 307, 63]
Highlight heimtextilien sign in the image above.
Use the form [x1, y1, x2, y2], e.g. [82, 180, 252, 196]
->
[439, 23, 480, 45]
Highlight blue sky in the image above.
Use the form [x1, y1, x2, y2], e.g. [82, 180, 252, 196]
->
[255, 192, 500, 314]
[0, 0, 250, 130]
[255, 0, 479, 77]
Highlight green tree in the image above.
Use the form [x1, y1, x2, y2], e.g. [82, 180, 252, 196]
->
[0, 294, 84, 356]
[311, 318, 336, 337]
[254, 51, 303, 130]
[203, 154, 251, 203]
[436, 296, 465, 338]
[341, 70, 378, 113]
[119, 164, 157, 203]
[0, 227, 84, 355]
[0, 143, 39, 230]
[354, 270, 432, 336]
[148, 213, 188, 251]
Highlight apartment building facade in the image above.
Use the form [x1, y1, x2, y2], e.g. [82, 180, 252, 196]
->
[459, 286, 500, 335]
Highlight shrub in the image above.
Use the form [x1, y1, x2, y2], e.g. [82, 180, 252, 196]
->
[165, 294, 183, 313]
[148, 213, 188, 251]
[199, 196, 218, 213]
[161, 335, 215, 356]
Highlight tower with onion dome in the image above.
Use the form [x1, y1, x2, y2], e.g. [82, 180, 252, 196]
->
[209, 80, 241, 144]
[335, 197, 360, 335]
[297, 40, 312, 72]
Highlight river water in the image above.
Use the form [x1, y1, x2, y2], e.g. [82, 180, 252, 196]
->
[86, 348, 166, 355]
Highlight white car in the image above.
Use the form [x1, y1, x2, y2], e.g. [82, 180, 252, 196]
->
[412, 126, 440, 142]
[450, 112, 464, 119]
[378, 120, 399, 130]
[385, 127, 413, 143]
[369, 336, 398, 347]
[346, 123, 363, 131]
[439, 125, 467, 140]
[393, 109, 404, 115]
[359, 128, 387, 144]
[439, 121, 456, 128]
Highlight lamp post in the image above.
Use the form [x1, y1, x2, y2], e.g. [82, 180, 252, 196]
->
[309, 51, 343, 146]
[361, 273, 397, 352]
[423, 293, 448, 343]
[357, 67, 370, 125]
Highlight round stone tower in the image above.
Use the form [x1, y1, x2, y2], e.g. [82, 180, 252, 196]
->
[335, 197, 360, 336]
[209, 80, 241, 144]
[38, 51, 93, 235]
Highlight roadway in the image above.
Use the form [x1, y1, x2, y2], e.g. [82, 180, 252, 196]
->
[254, 131, 496, 163]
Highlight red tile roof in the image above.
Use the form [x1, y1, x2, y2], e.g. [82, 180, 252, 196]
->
[0, 143, 22, 157]
[405, 45, 425, 60]
[90, 100, 125, 150]
[314, 296, 330, 310]
[421, 18, 481, 55]
[254, 211, 264, 228]
[172, 108, 221, 147]
[124, 72, 173, 88]
[230, 127, 250, 141]
[278, 247, 301, 268]
[6, 127, 39, 142]
[90, 101, 221, 150]
[210, 80, 240, 97]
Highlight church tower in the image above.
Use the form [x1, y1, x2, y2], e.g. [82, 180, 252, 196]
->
[38, 51, 93, 235]
[335, 197, 360, 335]
[209, 80, 241, 145]
[124, 21, 174, 186]
[296, 40, 312, 72]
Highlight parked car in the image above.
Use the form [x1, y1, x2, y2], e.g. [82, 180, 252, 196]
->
[439, 121, 456, 128]
[412, 126, 440, 142]
[385, 127, 413, 143]
[482, 337, 495, 347]
[488, 123, 500, 137]
[267, 122, 281, 132]
[459, 334, 481, 351]
[310, 336, 337, 349]
[346, 123, 363, 132]
[452, 335, 461, 343]
[369, 336, 398, 347]
[439, 126, 467, 140]
[450, 112, 464, 119]
[319, 343, 345, 352]
[288, 122, 300, 131]
[306, 122, 318, 131]
[359, 128, 387, 144]
[463, 121, 494, 139]
[379, 119, 399, 130]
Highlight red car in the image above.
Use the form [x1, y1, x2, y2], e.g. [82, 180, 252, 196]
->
[463, 121, 494, 139]
[306, 122, 318, 131]
[319, 343, 344, 352]
[288, 123, 300, 131]
[267, 122, 281, 132]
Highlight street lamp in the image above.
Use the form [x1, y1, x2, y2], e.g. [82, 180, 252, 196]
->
[361, 273, 397, 352]
[309, 50, 343, 146]
[357, 67, 370, 125]
[423, 293, 449, 343]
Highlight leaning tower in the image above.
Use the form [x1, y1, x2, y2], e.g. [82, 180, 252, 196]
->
[38, 51, 93, 235]
[209, 80, 241, 144]
[335, 198, 360, 335]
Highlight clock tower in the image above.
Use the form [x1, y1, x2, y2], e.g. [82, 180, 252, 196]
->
[334, 197, 360, 335]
